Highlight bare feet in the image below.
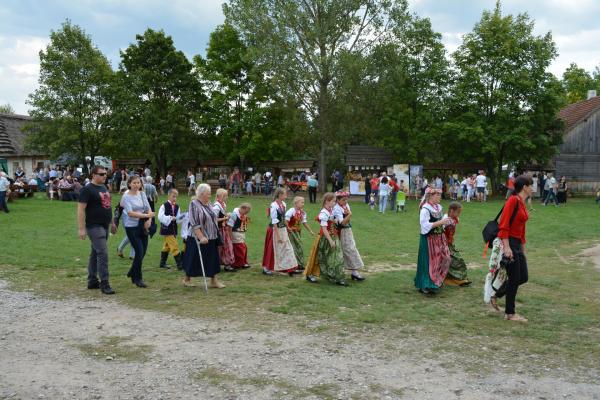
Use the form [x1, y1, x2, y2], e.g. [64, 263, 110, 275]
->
[210, 278, 225, 289]
[505, 314, 528, 322]
[182, 277, 194, 287]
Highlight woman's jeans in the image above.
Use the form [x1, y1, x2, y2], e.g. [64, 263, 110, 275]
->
[125, 225, 148, 281]
[379, 195, 388, 213]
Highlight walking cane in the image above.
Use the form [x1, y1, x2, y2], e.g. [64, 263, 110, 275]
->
[192, 225, 209, 293]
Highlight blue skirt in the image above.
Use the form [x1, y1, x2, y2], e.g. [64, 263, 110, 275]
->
[183, 237, 221, 278]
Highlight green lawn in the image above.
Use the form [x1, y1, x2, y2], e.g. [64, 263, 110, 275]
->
[1, 192, 600, 375]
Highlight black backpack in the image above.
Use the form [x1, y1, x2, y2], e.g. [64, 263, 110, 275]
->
[482, 201, 520, 248]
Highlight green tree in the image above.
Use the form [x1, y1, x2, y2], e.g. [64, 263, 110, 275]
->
[112, 29, 205, 175]
[0, 104, 15, 114]
[447, 1, 564, 190]
[562, 63, 600, 104]
[331, 14, 450, 164]
[224, 0, 408, 190]
[197, 23, 310, 166]
[26, 20, 113, 173]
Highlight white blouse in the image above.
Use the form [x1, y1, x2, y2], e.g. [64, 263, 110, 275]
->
[419, 203, 443, 235]
[270, 201, 286, 225]
[332, 203, 350, 224]
[284, 207, 307, 223]
[318, 208, 334, 227]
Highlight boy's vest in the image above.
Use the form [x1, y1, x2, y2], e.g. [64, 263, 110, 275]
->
[160, 202, 179, 236]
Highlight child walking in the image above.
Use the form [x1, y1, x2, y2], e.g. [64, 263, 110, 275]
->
[261, 187, 298, 276]
[157, 188, 183, 270]
[443, 202, 471, 286]
[227, 203, 252, 269]
[396, 181, 407, 212]
[333, 191, 365, 281]
[304, 192, 348, 286]
[213, 188, 236, 272]
[285, 196, 315, 271]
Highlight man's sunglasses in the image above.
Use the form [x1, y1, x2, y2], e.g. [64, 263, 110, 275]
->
[94, 172, 107, 176]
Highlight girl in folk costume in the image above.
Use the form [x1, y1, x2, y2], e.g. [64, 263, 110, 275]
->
[304, 193, 349, 286]
[414, 188, 452, 294]
[213, 188, 236, 272]
[285, 196, 315, 270]
[157, 188, 184, 270]
[442, 201, 471, 286]
[333, 191, 365, 281]
[227, 203, 252, 269]
[261, 187, 299, 276]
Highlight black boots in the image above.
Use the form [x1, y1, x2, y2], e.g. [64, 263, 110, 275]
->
[87, 279, 100, 289]
[159, 251, 170, 269]
[174, 253, 183, 270]
[100, 281, 115, 295]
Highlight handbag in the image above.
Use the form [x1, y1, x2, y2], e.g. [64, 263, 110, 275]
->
[482, 201, 519, 248]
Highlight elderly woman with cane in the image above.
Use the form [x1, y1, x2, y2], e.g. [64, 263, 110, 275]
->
[181, 183, 225, 289]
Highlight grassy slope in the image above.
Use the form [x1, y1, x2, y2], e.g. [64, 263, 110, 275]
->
[1, 193, 599, 374]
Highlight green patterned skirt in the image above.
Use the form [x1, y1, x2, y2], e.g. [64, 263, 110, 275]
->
[288, 230, 305, 268]
[447, 243, 469, 281]
[317, 235, 345, 282]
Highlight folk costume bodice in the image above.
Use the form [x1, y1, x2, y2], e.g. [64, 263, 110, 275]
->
[269, 201, 287, 228]
[318, 207, 338, 237]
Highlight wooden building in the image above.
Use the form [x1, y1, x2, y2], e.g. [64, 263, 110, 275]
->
[0, 113, 48, 178]
[345, 145, 394, 172]
[556, 95, 600, 193]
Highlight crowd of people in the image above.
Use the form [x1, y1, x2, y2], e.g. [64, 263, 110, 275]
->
[1, 159, 582, 325]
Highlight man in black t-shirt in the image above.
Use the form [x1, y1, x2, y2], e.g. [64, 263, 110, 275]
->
[78, 166, 117, 294]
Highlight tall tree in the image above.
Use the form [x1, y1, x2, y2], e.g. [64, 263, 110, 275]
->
[26, 20, 113, 173]
[331, 14, 450, 164]
[112, 29, 205, 175]
[197, 23, 310, 166]
[562, 63, 600, 104]
[224, 0, 408, 190]
[448, 1, 563, 189]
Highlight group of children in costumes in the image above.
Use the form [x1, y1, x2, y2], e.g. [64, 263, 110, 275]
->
[261, 188, 365, 285]
[152, 184, 476, 292]
[150, 188, 252, 273]
[151, 186, 365, 286]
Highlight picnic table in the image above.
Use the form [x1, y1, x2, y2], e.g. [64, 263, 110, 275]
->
[7, 183, 36, 201]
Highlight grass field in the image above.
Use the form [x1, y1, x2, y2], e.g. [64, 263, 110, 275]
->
[1, 192, 599, 376]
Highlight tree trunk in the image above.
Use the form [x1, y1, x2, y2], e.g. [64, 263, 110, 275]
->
[317, 79, 330, 193]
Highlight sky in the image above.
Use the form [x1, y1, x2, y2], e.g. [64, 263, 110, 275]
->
[1, 0, 599, 115]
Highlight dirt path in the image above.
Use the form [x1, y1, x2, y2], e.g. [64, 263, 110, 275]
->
[1, 280, 598, 400]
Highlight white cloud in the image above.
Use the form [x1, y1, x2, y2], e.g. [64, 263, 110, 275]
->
[0, 35, 48, 115]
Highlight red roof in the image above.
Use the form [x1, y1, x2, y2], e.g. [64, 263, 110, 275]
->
[558, 96, 600, 132]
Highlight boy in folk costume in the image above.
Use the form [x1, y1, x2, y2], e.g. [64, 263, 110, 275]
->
[158, 189, 183, 269]
[304, 192, 349, 286]
[227, 203, 252, 269]
[285, 196, 315, 270]
[213, 188, 236, 272]
[442, 202, 471, 286]
[333, 191, 365, 281]
[261, 187, 298, 276]
[414, 188, 452, 294]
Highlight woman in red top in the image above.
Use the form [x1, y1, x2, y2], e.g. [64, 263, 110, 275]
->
[494, 175, 533, 322]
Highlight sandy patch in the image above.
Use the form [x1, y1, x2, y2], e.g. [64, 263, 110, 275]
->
[581, 244, 600, 271]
